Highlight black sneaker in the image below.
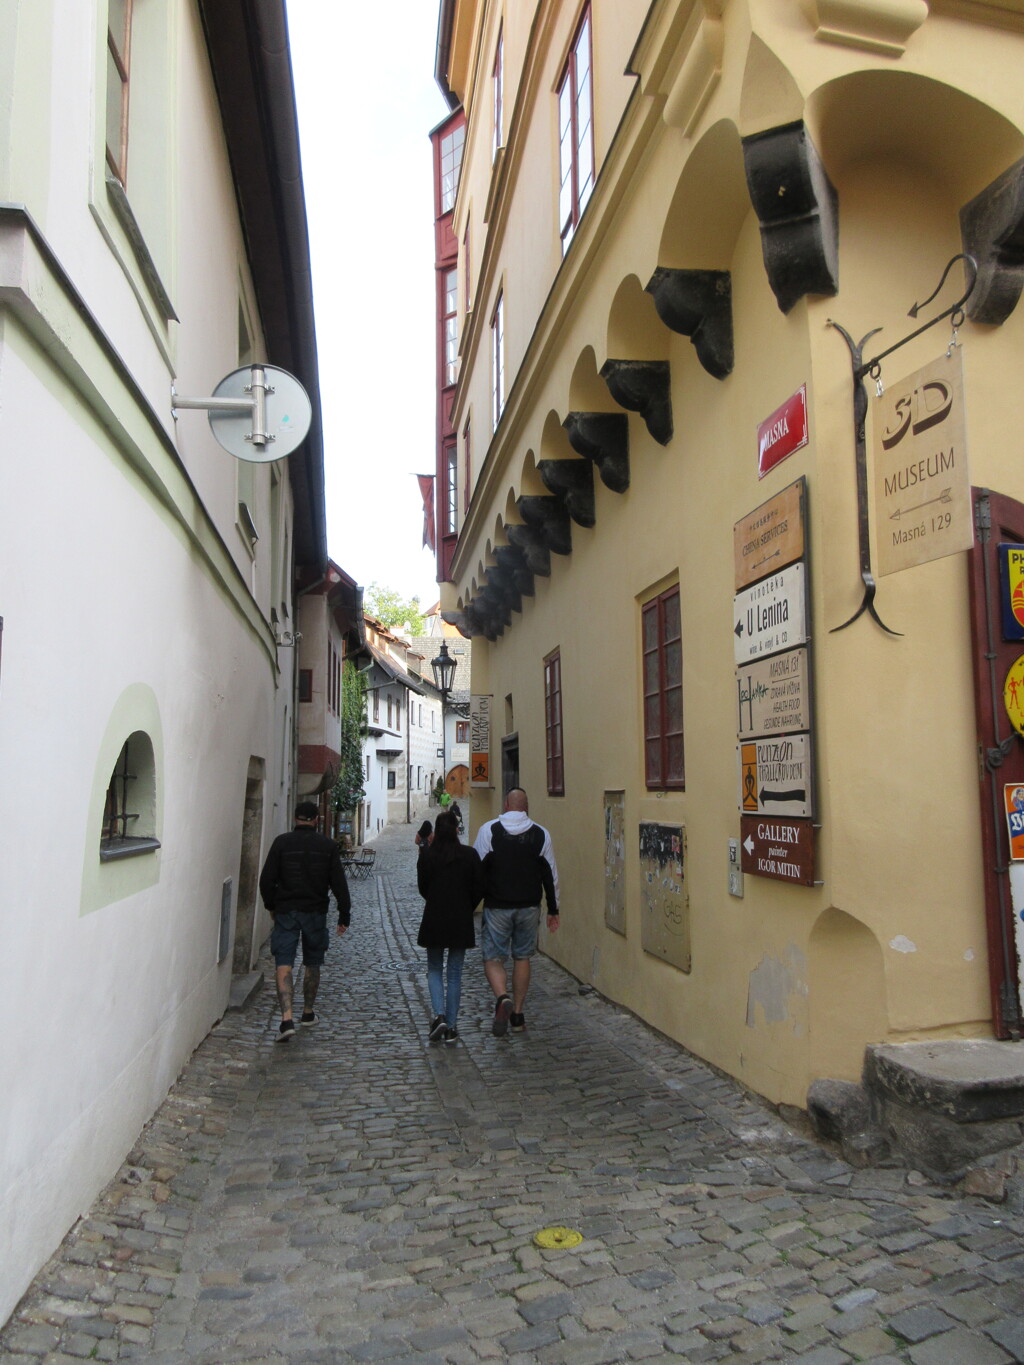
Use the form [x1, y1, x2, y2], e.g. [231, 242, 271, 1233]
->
[300, 1012, 319, 1028]
[276, 1018, 296, 1042]
[443, 1026, 459, 1044]
[492, 994, 513, 1037]
[510, 1012, 526, 1032]
[428, 1014, 447, 1042]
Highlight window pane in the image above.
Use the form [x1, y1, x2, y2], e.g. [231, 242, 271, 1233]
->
[665, 684, 683, 734]
[666, 735, 685, 782]
[646, 739, 662, 785]
[663, 589, 681, 639]
[106, 48, 124, 169]
[445, 269, 458, 316]
[109, 0, 129, 58]
[664, 639, 682, 689]
[644, 694, 661, 736]
[642, 602, 659, 651]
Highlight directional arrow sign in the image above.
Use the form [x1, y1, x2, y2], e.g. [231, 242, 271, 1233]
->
[738, 734, 813, 818]
[739, 816, 816, 886]
[733, 563, 807, 665]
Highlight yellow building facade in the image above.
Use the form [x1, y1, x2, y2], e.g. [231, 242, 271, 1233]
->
[435, 0, 1024, 1112]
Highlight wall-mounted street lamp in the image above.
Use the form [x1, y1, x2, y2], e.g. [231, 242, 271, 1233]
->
[431, 641, 457, 798]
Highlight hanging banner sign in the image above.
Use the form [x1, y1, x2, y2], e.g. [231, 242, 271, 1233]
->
[1004, 784, 1024, 862]
[733, 477, 806, 591]
[738, 734, 813, 818]
[733, 563, 807, 664]
[872, 348, 972, 577]
[470, 694, 492, 786]
[998, 544, 1024, 642]
[757, 386, 808, 479]
[736, 647, 811, 739]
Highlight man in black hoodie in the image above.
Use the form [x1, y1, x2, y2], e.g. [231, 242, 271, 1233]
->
[259, 801, 351, 1041]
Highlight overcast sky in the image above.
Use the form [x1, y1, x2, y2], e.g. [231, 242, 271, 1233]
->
[286, 2, 451, 609]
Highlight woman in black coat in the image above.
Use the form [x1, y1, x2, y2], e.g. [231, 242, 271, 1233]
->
[416, 810, 484, 1044]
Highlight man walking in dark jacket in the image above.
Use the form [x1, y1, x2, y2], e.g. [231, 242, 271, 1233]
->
[473, 788, 559, 1036]
[259, 801, 351, 1041]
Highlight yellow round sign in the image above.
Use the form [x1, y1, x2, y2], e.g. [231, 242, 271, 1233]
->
[533, 1226, 583, 1249]
[1005, 655, 1024, 737]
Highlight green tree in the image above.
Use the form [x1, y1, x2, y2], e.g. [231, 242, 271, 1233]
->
[332, 661, 368, 815]
[364, 582, 427, 636]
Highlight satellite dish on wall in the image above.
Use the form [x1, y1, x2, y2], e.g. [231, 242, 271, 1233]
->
[171, 364, 312, 463]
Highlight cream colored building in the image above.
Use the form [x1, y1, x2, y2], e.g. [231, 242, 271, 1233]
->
[434, 0, 1024, 1117]
[0, 0, 326, 1318]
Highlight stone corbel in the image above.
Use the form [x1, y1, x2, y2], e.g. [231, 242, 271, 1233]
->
[440, 610, 475, 640]
[742, 121, 839, 314]
[485, 563, 522, 616]
[960, 159, 1024, 326]
[516, 495, 573, 556]
[538, 459, 596, 527]
[599, 360, 674, 445]
[644, 270, 733, 380]
[810, 0, 928, 57]
[493, 543, 535, 597]
[506, 523, 552, 577]
[562, 412, 630, 493]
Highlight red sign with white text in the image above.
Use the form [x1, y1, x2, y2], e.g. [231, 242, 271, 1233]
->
[758, 386, 808, 478]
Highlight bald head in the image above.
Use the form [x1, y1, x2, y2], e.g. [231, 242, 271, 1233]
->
[504, 787, 529, 813]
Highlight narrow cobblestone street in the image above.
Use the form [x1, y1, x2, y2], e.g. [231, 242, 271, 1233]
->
[4, 824, 1024, 1365]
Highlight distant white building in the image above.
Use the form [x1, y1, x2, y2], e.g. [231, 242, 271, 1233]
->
[359, 618, 442, 840]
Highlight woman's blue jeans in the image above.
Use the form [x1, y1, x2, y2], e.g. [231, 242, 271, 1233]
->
[426, 947, 466, 1025]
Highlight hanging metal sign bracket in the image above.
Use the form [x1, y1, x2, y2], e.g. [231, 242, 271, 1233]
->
[827, 253, 978, 635]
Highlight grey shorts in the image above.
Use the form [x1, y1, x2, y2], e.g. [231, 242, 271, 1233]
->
[480, 905, 541, 962]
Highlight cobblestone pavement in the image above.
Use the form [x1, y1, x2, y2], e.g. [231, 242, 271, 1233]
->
[4, 825, 1024, 1365]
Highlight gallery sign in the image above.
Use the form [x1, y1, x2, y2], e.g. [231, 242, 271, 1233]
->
[872, 348, 972, 577]
[758, 386, 808, 478]
[470, 694, 491, 787]
[740, 816, 816, 886]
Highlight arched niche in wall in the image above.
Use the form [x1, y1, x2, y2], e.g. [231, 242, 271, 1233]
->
[808, 907, 886, 1085]
[658, 118, 750, 270]
[606, 274, 669, 363]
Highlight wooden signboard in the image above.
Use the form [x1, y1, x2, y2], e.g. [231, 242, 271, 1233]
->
[736, 647, 811, 740]
[733, 477, 806, 591]
[470, 694, 491, 786]
[740, 816, 816, 886]
[873, 349, 972, 577]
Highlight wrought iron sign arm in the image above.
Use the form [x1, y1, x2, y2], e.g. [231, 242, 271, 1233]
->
[828, 253, 978, 636]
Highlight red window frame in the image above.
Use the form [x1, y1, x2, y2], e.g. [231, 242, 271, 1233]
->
[642, 585, 683, 789]
[106, 0, 133, 182]
[444, 441, 458, 534]
[438, 123, 464, 214]
[443, 267, 458, 386]
[557, 5, 594, 253]
[456, 720, 470, 744]
[544, 650, 564, 796]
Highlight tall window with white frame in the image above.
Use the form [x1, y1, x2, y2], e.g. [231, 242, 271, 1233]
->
[491, 291, 505, 431]
[558, 5, 594, 253]
[443, 268, 459, 387]
[445, 441, 458, 535]
[642, 584, 684, 790]
[439, 122, 464, 214]
[463, 416, 472, 513]
[493, 23, 504, 160]
[544, 650, 564, 796]
[106, 0, 133, 182]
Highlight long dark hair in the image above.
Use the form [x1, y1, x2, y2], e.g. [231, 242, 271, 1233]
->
[430, 810, 461, 863]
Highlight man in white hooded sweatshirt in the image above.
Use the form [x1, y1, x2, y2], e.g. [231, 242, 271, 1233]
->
[473, 787, 559, 1035]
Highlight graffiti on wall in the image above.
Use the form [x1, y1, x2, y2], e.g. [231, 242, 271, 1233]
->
[639, 822, 690, 972]
[604, 791, 626, 936]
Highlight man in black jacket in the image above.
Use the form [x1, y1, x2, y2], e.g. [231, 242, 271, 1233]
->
[473, 788, 559, 1037]
[259, 801, 351, 1041]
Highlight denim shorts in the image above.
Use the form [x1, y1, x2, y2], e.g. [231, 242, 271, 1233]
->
[480, 905, 541, 962]
[271, 909, 329, 968]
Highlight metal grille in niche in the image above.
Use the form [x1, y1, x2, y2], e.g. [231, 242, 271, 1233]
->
[103, 741, 140, 841]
